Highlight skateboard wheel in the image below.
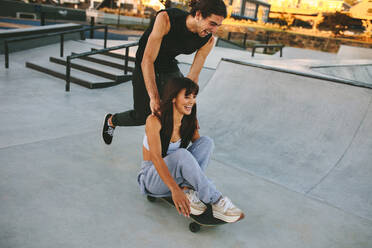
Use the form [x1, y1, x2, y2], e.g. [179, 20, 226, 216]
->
[189, 222, 201, 233]
[147, 196, 156, 202]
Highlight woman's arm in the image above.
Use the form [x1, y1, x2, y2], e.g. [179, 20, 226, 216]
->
[191, 119, 201, 142]
[145, 115, 190, 217]
[191, 128, 201, 143]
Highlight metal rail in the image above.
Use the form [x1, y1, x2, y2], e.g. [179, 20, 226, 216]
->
[65, 41, 139, 92]
[4, 25, 108, 69]
[226, 31, 284, 57]
[251, 44, 284, 57]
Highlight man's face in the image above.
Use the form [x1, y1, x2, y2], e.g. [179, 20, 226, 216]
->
[196, 11, 224, 37]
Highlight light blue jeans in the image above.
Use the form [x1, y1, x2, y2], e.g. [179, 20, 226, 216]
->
[137, 136, 222, 204]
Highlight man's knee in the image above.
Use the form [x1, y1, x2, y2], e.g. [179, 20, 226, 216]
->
[132, 111, 149, 126]
[137, 117, 147, 126]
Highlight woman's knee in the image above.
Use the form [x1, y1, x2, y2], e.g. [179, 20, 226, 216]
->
[173, 148, 199, 167]
[198, 136, 215, 150]
[173, 148, 192, 158]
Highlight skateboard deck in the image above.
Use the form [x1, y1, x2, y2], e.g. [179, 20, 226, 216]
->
[147, 195, 227, 232]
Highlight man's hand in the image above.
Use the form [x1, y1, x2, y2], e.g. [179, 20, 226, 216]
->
[150, 98, 161, 116]
[171, 187, 190, 217]
[150, 98, 160, 115]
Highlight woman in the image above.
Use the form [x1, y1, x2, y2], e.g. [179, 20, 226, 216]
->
[137, 77, 244, 223]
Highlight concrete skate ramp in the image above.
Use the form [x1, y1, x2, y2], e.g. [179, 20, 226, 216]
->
[311, 64, 372, 85]
[337, 45, 372, 59]
[198, 59, 372, 220]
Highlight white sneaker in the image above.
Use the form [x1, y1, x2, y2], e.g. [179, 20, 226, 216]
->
[184, 189, 207, 215]
[212, 196, 244, 223]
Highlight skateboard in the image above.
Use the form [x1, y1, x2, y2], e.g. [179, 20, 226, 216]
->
[147, 195, 227, 233]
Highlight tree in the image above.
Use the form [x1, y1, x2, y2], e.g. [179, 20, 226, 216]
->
[312, 13, 324, 32]
[159, 0, 172, 8]
[362, 20, 372, 41]
[319, 12, 354, 36]
[279, 13, 295, 30]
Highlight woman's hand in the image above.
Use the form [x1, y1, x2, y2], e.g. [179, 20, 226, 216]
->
[171, 187, 190, 218]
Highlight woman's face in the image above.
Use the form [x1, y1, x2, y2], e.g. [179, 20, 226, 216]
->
[173, 88, 197, 115]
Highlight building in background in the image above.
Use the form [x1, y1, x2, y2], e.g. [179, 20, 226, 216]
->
[89, 0, 164, 12]
[229, 0, 271, 22]
[349, 0, 372, 20]
[268, 0, 345, 13]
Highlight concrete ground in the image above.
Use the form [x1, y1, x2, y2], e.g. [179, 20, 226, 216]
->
[1, 39, 372, 248]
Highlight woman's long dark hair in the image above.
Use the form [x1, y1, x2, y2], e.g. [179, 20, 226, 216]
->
[157, 77, 199, 157]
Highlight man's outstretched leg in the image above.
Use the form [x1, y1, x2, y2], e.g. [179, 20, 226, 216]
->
[102, 67, 150, 145]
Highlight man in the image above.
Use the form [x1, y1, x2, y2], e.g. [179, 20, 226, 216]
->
[102, 0, 227, 145]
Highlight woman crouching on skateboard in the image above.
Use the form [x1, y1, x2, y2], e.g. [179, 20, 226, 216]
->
[137, 77, 244, 223]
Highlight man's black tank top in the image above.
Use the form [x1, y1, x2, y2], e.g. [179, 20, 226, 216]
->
[135, 8, 212, 73]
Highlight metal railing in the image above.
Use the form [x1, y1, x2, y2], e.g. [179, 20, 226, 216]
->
[65, 41, 139, 92]
[4, 25, 108, 69]
[225, 31, 284, 57]
[251, 44, 284, 57]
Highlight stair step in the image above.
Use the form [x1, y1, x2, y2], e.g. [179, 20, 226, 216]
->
[50, 57, 125, 82]
[91, 53, 135, 64]
[72, 53, 134, 72]
[90, 53, 136, 68]
[91, 48, 136, 61]
[25, 61, 124, 89]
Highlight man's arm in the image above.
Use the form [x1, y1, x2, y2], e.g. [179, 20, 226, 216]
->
[187, 36, 215, 83]
[141, 11, 170, 115]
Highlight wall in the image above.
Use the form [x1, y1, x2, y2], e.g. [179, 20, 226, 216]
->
[0, 0, 86, 21]
[218, 25, 372, 53]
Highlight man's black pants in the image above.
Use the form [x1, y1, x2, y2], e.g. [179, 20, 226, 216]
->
[111, 66, 183, 126]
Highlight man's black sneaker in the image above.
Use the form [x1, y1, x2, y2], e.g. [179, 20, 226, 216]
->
[102, 114, 115, 145]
